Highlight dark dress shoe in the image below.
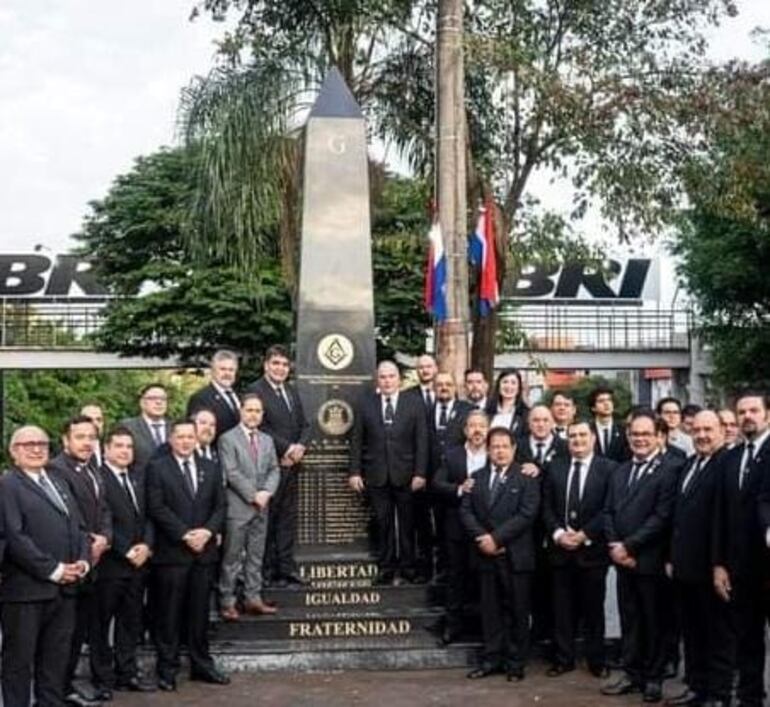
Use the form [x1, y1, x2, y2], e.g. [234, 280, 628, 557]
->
[191, 668, 230, 685]
[114, 677, 156, 692]
[506, 667, 525, 682]
[283, 573, 309, 588]
[643, 682, 663, 703]
[467, 664, 501, 679]
[372, 571, 395, 586]
[438, 628, 461, 646]
[92, 687, 112, 701]
[546, 663, 575, 677]
[157, 676, 176, 692]
[588, 664, 609, 678]
[664, 661, 679, 679]
[65, 692, 103, 706]
[601, 676, 641, 696]
[666, 689, 706, 706]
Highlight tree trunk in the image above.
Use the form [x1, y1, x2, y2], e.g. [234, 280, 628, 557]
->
[435, 0, 469, 384]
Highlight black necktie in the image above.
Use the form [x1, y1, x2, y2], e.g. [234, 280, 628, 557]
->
[602, 427, 610, 454]
[489, 465, 503, 502]
[535, 442, 545, 465]
[740, 441, 755, 489]
[682, 457, 703, 493]
[182, 460, 195, 496]
[384, 396, 395, 424]
[424, 389, 433, 409]
[628, 460, 645, 489]
[277, 385, 292, 412]
[224, 389, 239, 412]
[119, 472, 139, 514]
[566, 460, 582, 528]
[438, 403, 448, 429]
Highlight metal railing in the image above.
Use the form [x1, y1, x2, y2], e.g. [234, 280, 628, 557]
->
[498, 303, 692, 352]
[0, 298, 107, 348]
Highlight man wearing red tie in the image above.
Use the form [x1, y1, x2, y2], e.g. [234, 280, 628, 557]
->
[218, 394, 281, 619]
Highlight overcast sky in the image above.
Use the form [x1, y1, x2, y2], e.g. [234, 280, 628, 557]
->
[1, 0, 769, 255]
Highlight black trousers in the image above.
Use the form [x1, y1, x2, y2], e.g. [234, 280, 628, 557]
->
[617, 569, 665, 685]
[551, 562, 607, 668]
[659, 574, 681, 671]
[709, 575, 768, 705]
[1, 595, 76, 707]
[444, 532, 474, 634]
[265, 468, 299, 579]
[65, 583, 99, 692]
[368, 485, 415, 573]
[675, 578, 731, 700]
[154, 563, 215, 680]
[478, 557, 531, 671]
[91, 571, 146, 687]
[413, 489, 435, 577]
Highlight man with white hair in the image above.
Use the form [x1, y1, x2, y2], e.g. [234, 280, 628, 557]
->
[0, 425, 90, 707]
[187, 349, 241, 443]
[350, 361, 429, 585]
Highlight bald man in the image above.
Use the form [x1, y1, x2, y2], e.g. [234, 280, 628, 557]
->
[350, 361, 429, 585]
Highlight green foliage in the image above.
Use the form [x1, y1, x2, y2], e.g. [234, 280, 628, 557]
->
[3, 369, 189, 452]
[672, 77, 770, 389]
[542, 375, 633, 421]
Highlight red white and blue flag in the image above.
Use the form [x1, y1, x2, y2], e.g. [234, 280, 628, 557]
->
[424, 219, 447, 322]
[468, 200, 499, 316]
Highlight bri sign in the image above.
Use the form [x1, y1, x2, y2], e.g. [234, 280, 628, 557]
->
[0, 255, 107, 299]
[508, 258, 659, 304]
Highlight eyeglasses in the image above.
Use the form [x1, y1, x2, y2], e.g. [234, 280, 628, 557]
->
[13, 441, 50, 450]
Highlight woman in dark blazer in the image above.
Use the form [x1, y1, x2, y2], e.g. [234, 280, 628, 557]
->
[486, 368, 530, 438]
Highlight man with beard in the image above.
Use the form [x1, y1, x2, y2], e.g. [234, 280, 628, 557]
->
[187, 350, 241, 443]
[463, 368, 489, 411]
[433, 410, 489, 644]
[49, 416, 112, 705]
[716, 392, 770, 707]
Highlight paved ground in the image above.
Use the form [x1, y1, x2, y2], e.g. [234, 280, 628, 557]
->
[113, 664, 687, 706]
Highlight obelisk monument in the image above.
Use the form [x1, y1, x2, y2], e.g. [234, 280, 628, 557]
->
[295, 69, 375, 547]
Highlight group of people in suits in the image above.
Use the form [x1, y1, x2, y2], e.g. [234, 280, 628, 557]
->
[349, 357, 770, 706]
[2, 340, 768, 707]
[0, 345, 310, 706]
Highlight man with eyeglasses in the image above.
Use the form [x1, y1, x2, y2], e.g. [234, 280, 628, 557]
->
[121, 383, 172, 473]
[0, 426, 90, 707]
[602, 410, 677, 704]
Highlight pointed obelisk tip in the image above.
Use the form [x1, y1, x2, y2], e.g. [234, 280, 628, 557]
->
[310, 67, 363, 119]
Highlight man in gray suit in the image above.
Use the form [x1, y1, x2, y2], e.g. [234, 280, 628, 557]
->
[121, 383, 172, 472]
[218, 393, 281, 620]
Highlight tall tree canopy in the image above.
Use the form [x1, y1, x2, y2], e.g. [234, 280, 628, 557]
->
[183, 0, 743, 372]
[673, 56, 770, 389]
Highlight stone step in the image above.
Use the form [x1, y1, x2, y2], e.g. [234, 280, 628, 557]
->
[263, 583, 438, 611]
[211, 606, 444, 644]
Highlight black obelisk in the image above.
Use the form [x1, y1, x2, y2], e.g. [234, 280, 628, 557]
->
[295, 69, 375, 546]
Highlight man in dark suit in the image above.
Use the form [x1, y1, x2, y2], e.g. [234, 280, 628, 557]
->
[49, 415, 113, 705]
[463, 368, 489, 411]
[551, 391, 577, 441]
[461, 427, 540, 682]
[433, 409, 490, 643]
[187, 349, 241, 443]
[91, 426, 155, 695]
[543, 420, 615, 678]
[121, 383, 172, 472]
[404, 354, 438, 417]
[590, 386, 631, 463]
[666, 410, 728, 706]
[245, 345, 311, 587]
[192, 408, 220, 465]
[0, 425, 91, 707]
[517, 404, 569, 466]
[419, 372, 474, 582]
[717, 392, 770, 707]
[146, 420, 228, 691]
[80, 403, 105, 468]
[602, 410, 677, 703]
[349, 360, 429, 585]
